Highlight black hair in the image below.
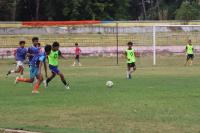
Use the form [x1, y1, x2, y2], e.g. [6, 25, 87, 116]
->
[32, 37, 39, 42]
[44, 44, 52, 53]
[75, 42, 78, 46]
[19, 41, 25, 44]
[52, 42, 60, 48]
[127, 42, 133, 45]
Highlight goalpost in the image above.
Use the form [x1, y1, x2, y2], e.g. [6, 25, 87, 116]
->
[152, 24, 200, 66]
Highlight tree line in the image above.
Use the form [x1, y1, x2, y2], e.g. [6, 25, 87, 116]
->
[0, 0, 200, 21]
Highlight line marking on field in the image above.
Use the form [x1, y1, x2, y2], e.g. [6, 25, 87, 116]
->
[0, 128, 42, 133]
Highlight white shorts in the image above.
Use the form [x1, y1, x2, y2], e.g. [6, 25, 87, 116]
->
[16, 61, 24, 69]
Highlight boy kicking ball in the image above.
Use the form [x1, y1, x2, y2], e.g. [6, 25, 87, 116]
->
[15, 46, 49, 94]
[43, 42, 70, 90]
[125, 42, 136, 79]
[7, 41, 27, 78]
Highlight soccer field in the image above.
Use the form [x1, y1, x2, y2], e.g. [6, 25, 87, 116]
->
[0, 56, 200, 133]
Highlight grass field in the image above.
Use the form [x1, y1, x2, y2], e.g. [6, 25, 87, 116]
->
[0, 56, 200, 133]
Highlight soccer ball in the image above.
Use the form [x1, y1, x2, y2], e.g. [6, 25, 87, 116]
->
[106, 81, 114, 88]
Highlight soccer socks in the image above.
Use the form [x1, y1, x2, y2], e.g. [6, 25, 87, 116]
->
[33, 82, 40, 92]
[62, 79, 67, 86]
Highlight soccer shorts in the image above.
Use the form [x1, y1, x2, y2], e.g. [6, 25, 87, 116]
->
[29, 66, 39, 79]
[127, 62, 136, 68]
[49, 65, 60, 74]
[16, 61, 24, 69]
[187, 54, 194, 60]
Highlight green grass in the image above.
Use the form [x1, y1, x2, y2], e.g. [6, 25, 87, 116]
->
[0, 56, 200, 133]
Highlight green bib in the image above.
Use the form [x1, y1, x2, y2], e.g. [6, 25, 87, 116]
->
[186, 44, 193, 54]
[126, 49, 135, 63]
[48, 50, 59, 66]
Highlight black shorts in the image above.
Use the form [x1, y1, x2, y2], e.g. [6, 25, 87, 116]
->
[75, 55, 79, 59]
[127, 62, 136, 68]
[187, 54, 194, 60]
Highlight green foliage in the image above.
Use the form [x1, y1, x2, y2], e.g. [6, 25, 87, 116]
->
[1, 0, 200, 21]
[176, 1, 200, 20]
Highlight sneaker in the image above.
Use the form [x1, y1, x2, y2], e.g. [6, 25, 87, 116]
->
[65, 85, 70, 90]
[43, 80, 47, 88]
[32, 91, 39, 94]
[15, 76, 19, 84]
[7, 71, 11, 76]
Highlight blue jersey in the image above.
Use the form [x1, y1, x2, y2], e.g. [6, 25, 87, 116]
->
[15, 47, 27, 61]
[30, 53, 46, 68]
[27, 46, 40, 62]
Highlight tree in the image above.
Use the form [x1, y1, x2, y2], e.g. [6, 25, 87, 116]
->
[176, 1, 200, 21]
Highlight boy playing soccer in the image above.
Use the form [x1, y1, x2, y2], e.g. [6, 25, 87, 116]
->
[72, 42, 82, 66]
[43, 42, 70, 89]
[7, 41, 27, 77]
[185, 40, 194, 66]
[125, 42, 136, 79]
[27, 37, 39, 64]
[15, 45, 49, 94]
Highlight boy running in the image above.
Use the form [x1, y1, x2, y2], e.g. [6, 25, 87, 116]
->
[185, 40, 194, 66]
[15, 45, 49, 94]
[7, 41, 27, 77]
[43, 42, 70, 89]
[125, 42, 136, 79]
[27, 37, 39, 64]
[72, 42, 82, 66]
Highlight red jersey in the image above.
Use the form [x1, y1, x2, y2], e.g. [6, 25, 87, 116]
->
[75, 47, 81, 55]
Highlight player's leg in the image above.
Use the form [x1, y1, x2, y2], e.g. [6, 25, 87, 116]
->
[15, 66, 36, 83]
[45, 71, 56, 87]
[73, 55, 78, 66]
[7, 61, 24, 77]
[77, 55, 81, 66]
[190, 55, 194, 66]
[129, 63, 136, 79]
[127, 64, 131, 79]
[185, 55, 189, 66]
[32, 74, 43, 94]
[58, 72, 70, 89]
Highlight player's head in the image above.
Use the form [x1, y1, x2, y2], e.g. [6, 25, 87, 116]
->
[188, 40, 192, 44]
[44, 44, 52, 55]
[127, 42, 133, 48]
[52, 42, 59, 51]
[75, 42, 78, 47]
[32, 37, 39, 47]
[37, 43, 41, 47]
[19, 40, 25, 48]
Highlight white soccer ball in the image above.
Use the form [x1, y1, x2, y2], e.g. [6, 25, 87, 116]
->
[106, 81, 114, 88]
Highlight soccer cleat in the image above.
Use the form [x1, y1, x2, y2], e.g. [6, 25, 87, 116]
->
[65, 85, 70, 90]
[6, 71, 11, 76]
[32, 91, 39, 94]
[15, 76, 19, 84]
[43, 80, 47, 88]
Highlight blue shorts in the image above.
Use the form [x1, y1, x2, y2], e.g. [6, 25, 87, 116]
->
[49, 65, 60, 74]
[30, 66, 39, 79]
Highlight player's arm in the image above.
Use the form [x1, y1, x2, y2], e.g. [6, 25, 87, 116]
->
[38, 61, 43, 76]
[58, 50, 67, 59]
[43, 61, 48, 78]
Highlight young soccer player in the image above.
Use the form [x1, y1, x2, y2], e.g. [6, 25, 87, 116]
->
[27, 37, 39, 64]
[185, 40, 194, 66]
[15, 45, 49, 94]
[72, 43, 82, 66]
[7, 41, 27, 77]
[125, 42, 136, 79]
[43, 42, 70, 89]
